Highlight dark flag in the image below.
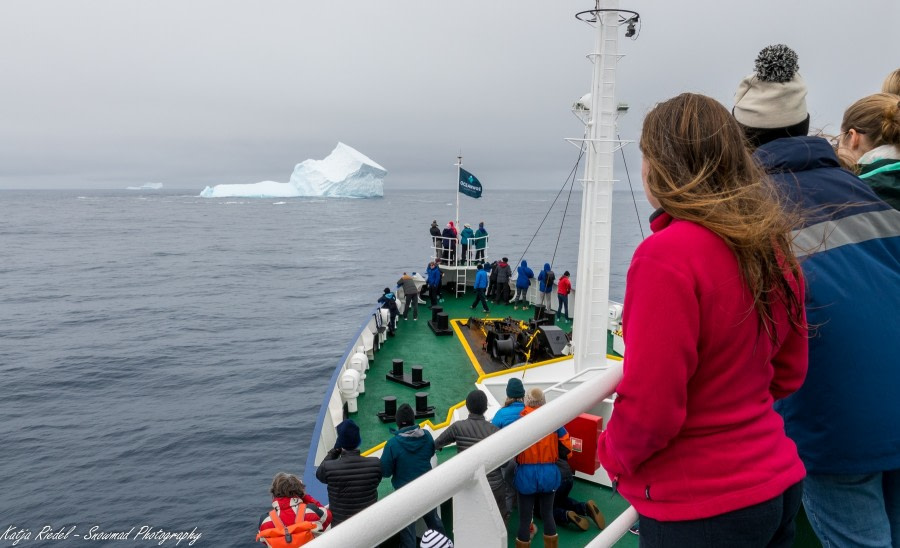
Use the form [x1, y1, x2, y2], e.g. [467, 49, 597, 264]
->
[458, 168, 483, 199]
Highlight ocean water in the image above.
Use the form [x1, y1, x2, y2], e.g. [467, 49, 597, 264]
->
[0, 188, 651, 546]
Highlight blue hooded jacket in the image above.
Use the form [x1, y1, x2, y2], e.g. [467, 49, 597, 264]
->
[474, 268, 488, 289]
[515, 260, 534, 289]
[426, 264, 442, 287]
[757, 136, 900, 475]
[537, 263, 554, 293]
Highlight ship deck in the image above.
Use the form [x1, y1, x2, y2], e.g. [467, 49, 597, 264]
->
[351, 290, 635, 547]
[337, 289, 821, 547]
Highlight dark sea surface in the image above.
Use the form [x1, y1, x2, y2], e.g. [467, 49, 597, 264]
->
[0, 188, 651, 546]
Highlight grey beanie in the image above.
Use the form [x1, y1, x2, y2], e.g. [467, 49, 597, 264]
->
[524, 387, 546, 408]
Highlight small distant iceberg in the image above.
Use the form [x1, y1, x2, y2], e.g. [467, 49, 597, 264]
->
[199, 143, 386, 199]
[127, 182, 163, 190]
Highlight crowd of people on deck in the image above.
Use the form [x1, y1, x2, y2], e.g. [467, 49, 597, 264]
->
[257, 53, 900, 548]
[431, 219, 489, 266]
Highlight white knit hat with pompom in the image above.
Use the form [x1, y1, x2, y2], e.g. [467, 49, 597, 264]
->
[734, 44, 808, 129]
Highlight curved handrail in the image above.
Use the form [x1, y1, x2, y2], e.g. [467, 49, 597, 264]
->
[307, 363, 626, 547]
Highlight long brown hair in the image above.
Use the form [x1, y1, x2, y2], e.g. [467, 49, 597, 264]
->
[640, 93, 804, 338]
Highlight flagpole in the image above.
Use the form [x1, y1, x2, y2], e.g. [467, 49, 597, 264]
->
[456, 154, 462, 230]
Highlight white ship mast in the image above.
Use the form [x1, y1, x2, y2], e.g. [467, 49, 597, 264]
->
[572, 0, 636, 372]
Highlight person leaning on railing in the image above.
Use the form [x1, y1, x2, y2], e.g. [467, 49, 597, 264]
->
[598, 91, 808, 547]
[734, 46, 900, 547]
[314, 420, 382, 527]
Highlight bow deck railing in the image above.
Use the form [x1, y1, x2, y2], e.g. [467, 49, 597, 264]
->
[306, 364, 634, 547]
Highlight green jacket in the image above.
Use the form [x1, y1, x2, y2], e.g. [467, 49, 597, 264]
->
[380, 426, 435, 489]
[474, 227, 488, 249]
[859, 159, 900, 211]
[459, 227, 475, 245]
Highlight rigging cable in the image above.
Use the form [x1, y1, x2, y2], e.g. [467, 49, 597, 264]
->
[512, 125, 588, 273]
[618, 132, 646, 240]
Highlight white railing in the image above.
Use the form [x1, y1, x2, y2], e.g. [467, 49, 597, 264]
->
[432, 235, 488, 267]
[307, 363, 629, 547]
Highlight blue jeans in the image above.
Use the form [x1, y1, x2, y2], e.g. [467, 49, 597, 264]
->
[638, 481, 802, 548]
[399, 507, 444, 548]
[557, 294, 569, 320]
[803, 470, 900, 548]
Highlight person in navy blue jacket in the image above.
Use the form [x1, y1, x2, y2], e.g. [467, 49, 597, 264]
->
[734, 44, 900, 548]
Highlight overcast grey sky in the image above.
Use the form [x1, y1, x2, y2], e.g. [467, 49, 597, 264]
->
[1, 0, 896, 190]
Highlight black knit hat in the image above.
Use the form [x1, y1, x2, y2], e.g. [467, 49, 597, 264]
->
[465, 389, 488, 415]
[335, 419, 361, 450]
[396, 403, 415, 427]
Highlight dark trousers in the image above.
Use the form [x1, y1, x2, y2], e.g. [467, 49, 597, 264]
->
[638, 481, 803, 548]
[461, 244, 469, 263]
[471, 288, 489, 311]
[475, 249, 485, 263]
[519, 491, 556, 541]
[428, 285, 439, 306]
[402, 294, 418, 319]
[497, 283, 511, 304]
[399, 507, 444, 548]
[549, 476, 586, 525]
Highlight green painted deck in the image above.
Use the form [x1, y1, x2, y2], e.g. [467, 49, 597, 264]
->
[354, 290, 637, 547]
[354, 289, 821, 547]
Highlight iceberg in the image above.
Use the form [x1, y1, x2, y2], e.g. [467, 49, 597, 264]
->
[127, 182, 163, 190]
[199, 143, 386, 198]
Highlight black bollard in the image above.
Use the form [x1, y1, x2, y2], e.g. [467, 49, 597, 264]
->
[383, 396, 397, 417]
[392, 359, 404, 377]
[414, 391, 435, 419]
[415, 392, 429, 413]
[431, 306, 443, 323]
[411, 365, 423, 384]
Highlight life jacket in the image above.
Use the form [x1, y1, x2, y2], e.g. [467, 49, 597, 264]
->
[256, 506, 316, 548]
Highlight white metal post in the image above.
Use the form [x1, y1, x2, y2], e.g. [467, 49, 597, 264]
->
[573, 0, 618, 373]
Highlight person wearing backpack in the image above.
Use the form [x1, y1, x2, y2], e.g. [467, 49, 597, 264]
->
[378, 288, 399, 336]
[257, 473, 331, 547]
[537, 263, 555, 310]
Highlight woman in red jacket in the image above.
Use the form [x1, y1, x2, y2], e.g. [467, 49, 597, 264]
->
[597, 93, 808, 547]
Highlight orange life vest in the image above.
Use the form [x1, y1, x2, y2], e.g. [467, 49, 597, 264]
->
[256, 506, 316, 548]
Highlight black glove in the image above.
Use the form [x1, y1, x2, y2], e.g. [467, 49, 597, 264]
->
[326, 447, 342, 460]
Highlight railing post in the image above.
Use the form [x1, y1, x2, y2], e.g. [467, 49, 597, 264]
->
[452, 466, 507, 547]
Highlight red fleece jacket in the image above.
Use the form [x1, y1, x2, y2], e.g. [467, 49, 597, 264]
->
[598, 212, 807, 521]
